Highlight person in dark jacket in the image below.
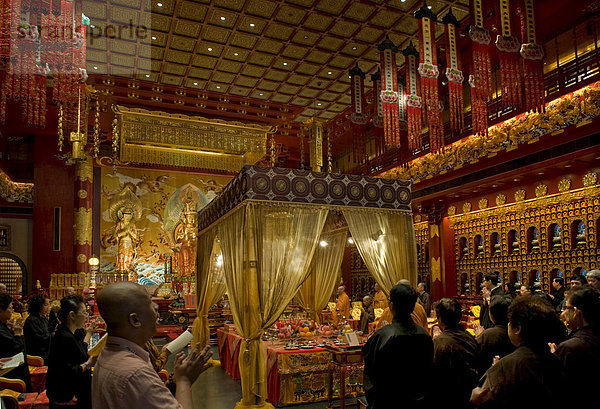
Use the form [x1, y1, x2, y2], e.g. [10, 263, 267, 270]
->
[23, 293, 52, 361]
[416, 282, 431, 316]
[433, 298, 479, 408]
[480, 273, 504, 329]
[46, 295, 97, 409]
[549, 277, 565, 313]
[475, 295, 515, 374]
[554, 287, 600, 409]
[362, 283, 433, 409]
[471, 296, 566, 409]
[0, 293, 31, 391]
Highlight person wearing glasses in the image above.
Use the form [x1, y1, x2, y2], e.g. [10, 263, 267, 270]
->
[46, 295, 97, 409]
[554, 287, 600, 409]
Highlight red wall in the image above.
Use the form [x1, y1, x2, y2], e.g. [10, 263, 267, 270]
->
[32, 135, 74, 288]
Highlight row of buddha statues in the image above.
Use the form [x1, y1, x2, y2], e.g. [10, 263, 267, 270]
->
[458, 220, 591, 259]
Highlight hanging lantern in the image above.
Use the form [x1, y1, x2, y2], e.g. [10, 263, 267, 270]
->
[415, 2, 443, 152]
[442, 9, 464, 133]
[349, 63, 368, 164]
[495, 0, 522, 108]
[468, 0, 493, 135]
[402, 41, 422, 152]
[377, 35, 401, 148]
[370, 69, 385, 157]
[520, 0, 544, 112]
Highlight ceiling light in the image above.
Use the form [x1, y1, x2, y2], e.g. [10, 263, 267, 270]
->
[319, 240, 328, 247]
[317, 103, 322, 106]
[352, 46, 357, 50]
[208, 47, 212, 51]
[283, 62, 288, 66]
[93, 66, 98, 70]
[90, 25, 95, 29]
[250, 23, 255, 27]
[492, 184, 497, 188]
[538, 172, 544, 175]
[151, 36, 157, 40]
[145, 74, 150, 78]
[428, 5, 432, 9]
[220, 16, 226, 21]
[513, 178, 519, 182]
[234, 52, 239, 56]
[157, 2, 162, 6]
[259, 93, 263, 96]
[347, 237, 354, 244]
[327, 71, 332, 75]
[565, 164, 572, 168]
[193, 82, 198, 85]
[401, 0, 406, 2]
[216, 85, 220, 89]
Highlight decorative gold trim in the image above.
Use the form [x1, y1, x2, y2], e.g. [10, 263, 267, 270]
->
[463, 202, 472, 213]
[0, 168, 33, 203]
[535, 183, 548, 197]
[515, 189, 526, 202]
[478, 198, 488, 210]
[113, 105, 272, 172]
[74, 208, 93, 246]
[447, 205, 456, 216]
[558, 178, 572, 192]
[495, 193, 506, 206]
[583, 171, 597, 187]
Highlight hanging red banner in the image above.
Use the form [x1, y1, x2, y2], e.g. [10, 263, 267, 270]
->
[402, 41, 422, 152]
[442, 9, 464, 133]
[415, 3, 444, 152]
[349, 63, 368, 164]
[378, 35, 401, 148]
[519, 0, 544, 112]
[469, 0, 492, 135]
[495, 0, 522, 108]
[370, 70, 385, 157]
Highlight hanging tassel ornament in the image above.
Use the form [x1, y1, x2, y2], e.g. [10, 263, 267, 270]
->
[520, 0, 544, 112]
[442, 9, 464, 133]
[415, 2, 443, 152]
[495, 0, 522, 108]
[403, 41, 422, 152]
[378, 36, 401, 148]
[469, 0, 493, 135]
[370, 70, 385, 157]
[349, 63, 368, 164]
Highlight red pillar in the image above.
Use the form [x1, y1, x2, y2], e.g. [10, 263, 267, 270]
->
[73, 152, 93, 274]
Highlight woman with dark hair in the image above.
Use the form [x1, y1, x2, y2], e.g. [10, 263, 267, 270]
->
[471, 296, 565, 409]
[46, 295, 97, 409]
[0, 293, 31, 391]
[23, 293, 51, 360]
[503, 283, 517, 298]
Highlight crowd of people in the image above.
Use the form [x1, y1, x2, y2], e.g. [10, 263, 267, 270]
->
[362, 271, 600, 409]
[0, 282, 213, 409]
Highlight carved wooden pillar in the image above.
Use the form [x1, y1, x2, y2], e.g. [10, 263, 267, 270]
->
[73, 152, 93, 274]
[423, 203, 447, 303]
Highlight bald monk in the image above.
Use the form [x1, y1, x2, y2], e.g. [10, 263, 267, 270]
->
[373, 280, 428, 331]
[93, 282, 212, 409]
[373, 283, 387, 310]
[333, 285, 351, 325]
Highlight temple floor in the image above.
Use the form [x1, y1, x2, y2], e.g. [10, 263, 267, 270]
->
[160, 343, 330, 409]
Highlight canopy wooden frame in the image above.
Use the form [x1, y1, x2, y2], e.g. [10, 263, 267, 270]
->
[194, 165, 416, 409]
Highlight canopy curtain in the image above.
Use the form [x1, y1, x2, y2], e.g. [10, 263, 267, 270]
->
[191, 235, 227, 350]
[343, 209, 418, 295]
[219, 202, 328, 408]
[191, 228, 218, 349]
[295, 230, 346, 321]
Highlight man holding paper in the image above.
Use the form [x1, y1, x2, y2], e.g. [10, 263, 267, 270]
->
[93, 282, 212, 409]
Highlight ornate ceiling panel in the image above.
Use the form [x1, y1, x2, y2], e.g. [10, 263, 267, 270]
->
[85, 0, 469, 138]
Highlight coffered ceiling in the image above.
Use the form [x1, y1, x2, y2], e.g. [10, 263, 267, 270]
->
[84, 0, 470, 125]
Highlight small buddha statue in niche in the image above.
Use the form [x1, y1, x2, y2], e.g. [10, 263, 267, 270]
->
[531, 229, 540, 252]
[477, 240, 484, 258]
[462, 240, 468, 258]
[512, 232, 520, 255]
[552, 226, 562, 251]
[494, 239, 501, 256]
[575, 223, 586, 248]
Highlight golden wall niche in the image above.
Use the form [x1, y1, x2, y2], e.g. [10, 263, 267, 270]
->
[450, 178, 600, 295]
[112, 106, 272, 172]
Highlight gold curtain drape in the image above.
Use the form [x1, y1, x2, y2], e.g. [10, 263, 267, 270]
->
[219, 202, 328, 408]
[191, 228, 218, 349]
[191, 235, 227, 350]
[296, 230, 346, 321]
[343, 209, 417, 295]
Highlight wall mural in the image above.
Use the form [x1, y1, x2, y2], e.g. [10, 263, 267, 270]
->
[100, 167, 230, 286]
